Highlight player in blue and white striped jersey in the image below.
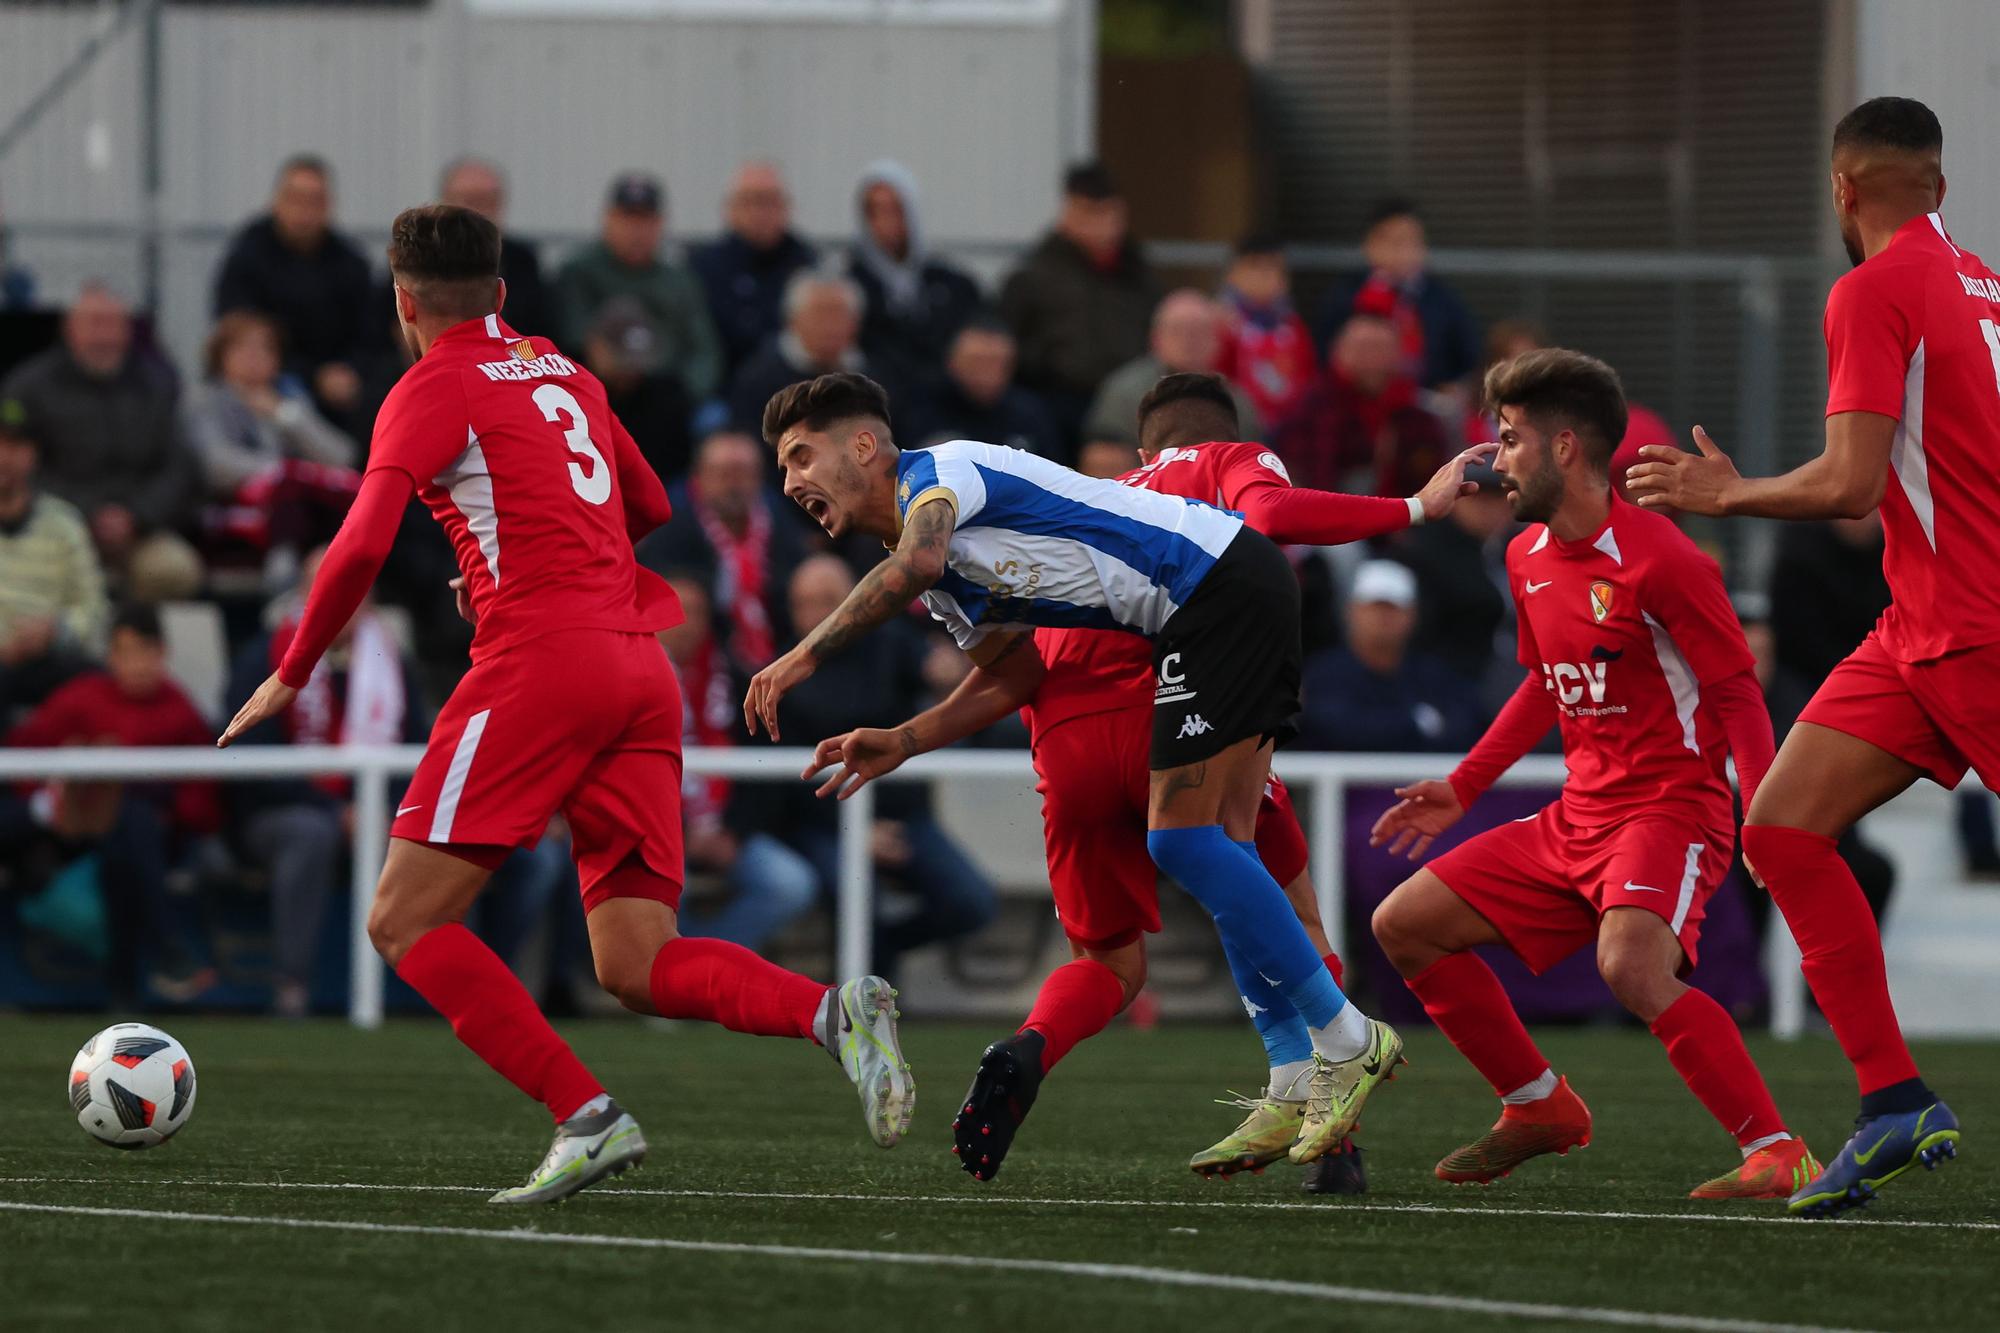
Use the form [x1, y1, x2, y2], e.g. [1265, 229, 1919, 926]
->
[746, 373, 1405, 1171]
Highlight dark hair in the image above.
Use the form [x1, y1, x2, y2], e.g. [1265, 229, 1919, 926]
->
[762, 372, 894, 448]
[386, 204, 502, 320]
[1063, 160, 1119, 201]
[1136, 372, 1240, 441]
[1484, 348, 1628, 469]
[1833, 97, 1942, 157]
[276, 153, 332, 188]
[1233, 231, 1284, 258]
[111, 603, 163, 644]
[1364, 196, 1420, 232]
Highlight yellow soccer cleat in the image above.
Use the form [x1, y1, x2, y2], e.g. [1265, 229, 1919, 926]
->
[1690, 1137, 1821, 1200]
[1190, 1093, 1305, 1179]
[1289, 1019, 1406, 1165]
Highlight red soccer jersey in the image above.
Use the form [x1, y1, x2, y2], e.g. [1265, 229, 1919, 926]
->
[366, 314, 680, 663]
[1824, 211, 2000, 663]
[1026, 441, 1309, 737]
[1507, 494, 1754, 824]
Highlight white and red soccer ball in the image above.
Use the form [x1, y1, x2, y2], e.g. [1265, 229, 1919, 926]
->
[69, 1023, 196, 1148]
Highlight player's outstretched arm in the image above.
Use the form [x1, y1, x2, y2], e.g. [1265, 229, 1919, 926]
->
[1369, 779, 1466, 862]
[744, 495, 955, 738]
[1235, 443, 1496, 545]
[1624, 415, 1894, 519]
[805, 631, 1043, 800]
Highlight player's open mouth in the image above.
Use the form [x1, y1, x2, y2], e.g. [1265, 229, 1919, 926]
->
[802, 496, 830, 525]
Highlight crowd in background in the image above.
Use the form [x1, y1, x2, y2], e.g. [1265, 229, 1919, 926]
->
[0, 152, 1947, 1011]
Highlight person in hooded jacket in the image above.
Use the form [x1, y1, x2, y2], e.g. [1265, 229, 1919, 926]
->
[846, 161, 982, 398]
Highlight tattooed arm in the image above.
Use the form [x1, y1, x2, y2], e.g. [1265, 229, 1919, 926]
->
[743, 495, 956, 739]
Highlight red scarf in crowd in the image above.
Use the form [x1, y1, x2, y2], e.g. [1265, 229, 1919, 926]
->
[693, 484, 776, 670]
[675, 636, 738, 830]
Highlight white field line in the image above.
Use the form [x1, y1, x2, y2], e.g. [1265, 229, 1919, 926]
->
[0, 1199, 1868, 1333]
[0, 1174, 1992, 1234]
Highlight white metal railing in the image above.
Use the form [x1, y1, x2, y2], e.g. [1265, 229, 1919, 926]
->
[0, 745, 1804, 1035]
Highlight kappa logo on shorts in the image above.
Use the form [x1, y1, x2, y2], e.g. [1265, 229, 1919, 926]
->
[1155, 652, 1197, 704]
[1177, 714, 1213, 740]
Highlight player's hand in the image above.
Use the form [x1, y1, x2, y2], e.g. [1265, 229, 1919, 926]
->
[1415, 442, 1500, 522]
[744, 647, 814, 740]
[1625, 426, 1742, 515]
[1368, 778, 1466, 861]
[217, 671, 298, 748]
[449, 576, 475, 624]
[805, 727, 915, 800]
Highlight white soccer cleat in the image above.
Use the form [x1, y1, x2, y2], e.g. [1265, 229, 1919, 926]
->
[823, 975, 916, 1148]
[488, 1100, 647, 1205]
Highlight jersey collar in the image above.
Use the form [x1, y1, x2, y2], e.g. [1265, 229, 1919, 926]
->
[1543, 488, 1625, 564]
[431, 312, 520, 350]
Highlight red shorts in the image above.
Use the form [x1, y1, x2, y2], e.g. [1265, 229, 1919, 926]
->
[1033, 703, 1312, 950]
[1798, 630, 2000, 790]
[1427, 801, 1733, 974]
[393, 629, 685, 912]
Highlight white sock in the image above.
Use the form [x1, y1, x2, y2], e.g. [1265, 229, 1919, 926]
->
[1740, 1130, 1791, 1159]
[1268, 1059, 1313, 1101]
[1307, 1001, 1372, 1062]
[1500, 1068, 1558, 1105]
[565, 1092, 613, 1123]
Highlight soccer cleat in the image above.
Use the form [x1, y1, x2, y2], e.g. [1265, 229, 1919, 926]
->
[1189, 1094, 1304, 1178]
[1289, 1018, 1406, 1164]
[1301, 1137, 1368, 1195]
[1688, 1136, 1821, 1200]
[823, 975, 915, 1148]
[488, 1099, 646, 1205]
[951, 1030, 1045, 1182]
[1435, 1077, 1592, 1184]
[1788, 1100, 1962, 1219]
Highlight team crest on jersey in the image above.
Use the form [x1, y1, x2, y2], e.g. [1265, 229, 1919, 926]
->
[1589, 580, 1615, 624]
[509, 339, 536, 362]
[898, 478, 911, 506]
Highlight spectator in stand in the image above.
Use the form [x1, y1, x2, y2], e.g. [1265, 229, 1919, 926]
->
[657, 571, 819, 950]
[5, 605, 217, 1002]
[222, 546, 425, 1017]
[579, 299, 695, 483]
[637, 430, 804, 674]
[1299, 560, 1483, 753]
[847, 160, 981, 395]
[728, 271, 894, 434]
[1395, 458, 1514, 694]
[184, 311, 359, 586]
[213, 156, 373, 426]
[439, 157, 551, 343]
[1084, 289, 1263, 446]
[554, 172, 722, 403]
[1275, 310, 1451, 497]
[0, 413, 106, 718]
[1076, 440, 1140, 479]
[905, 314, 1061, 458]
[1315, 198, 1480, 394]
[0, 282, 202, 602]
[999, 161, 1159, 450]
[1465, 320, 1677, 498]
[764, 554, 997, 976]
[692, 161, 818, 376]
[1216, 233, 1317, 427]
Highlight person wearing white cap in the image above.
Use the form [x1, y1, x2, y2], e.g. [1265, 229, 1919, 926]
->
[1296, 560, 1483, 754]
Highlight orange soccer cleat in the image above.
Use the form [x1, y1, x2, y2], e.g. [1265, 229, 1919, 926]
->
[1688, 1136, 1821, 1200]
[1434, 1077, 1592, 1184]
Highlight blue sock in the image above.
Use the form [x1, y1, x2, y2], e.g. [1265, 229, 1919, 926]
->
[1220, 936, 1312, 1066]
[1147, 824, 1347, 1028]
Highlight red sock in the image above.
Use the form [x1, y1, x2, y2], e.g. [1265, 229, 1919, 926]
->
[1322, 951, 1345, 990]
[647, 937, 827, 1041]
[1649, 988, 1786, 1147]
[1407, 952, 1548, 1096]
[396, 924, 602, 1122]
[1742, 823, 1919, 1095]
[1019, 959, 1126, 1074]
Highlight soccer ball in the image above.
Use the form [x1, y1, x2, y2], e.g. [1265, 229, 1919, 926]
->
[68, 1023, 197, 1149]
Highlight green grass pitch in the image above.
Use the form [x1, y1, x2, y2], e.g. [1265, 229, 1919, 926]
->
[1, 1014, 1992, 1331]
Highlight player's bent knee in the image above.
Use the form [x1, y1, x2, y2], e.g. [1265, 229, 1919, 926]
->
[592, 957, 655, 1015]
[1371, 880, 1439, 974]
[1594, 943, 1676, 1020]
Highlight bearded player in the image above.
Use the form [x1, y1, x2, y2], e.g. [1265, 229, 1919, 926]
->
[1370, 349, 1820, 1200]
[1626, 96, 1969, 1217]
[804, 373, 1493, 1185]
[220, 206, 912, 1205]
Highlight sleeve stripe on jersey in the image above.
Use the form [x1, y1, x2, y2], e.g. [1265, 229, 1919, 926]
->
[1642, 612, 1701, 755]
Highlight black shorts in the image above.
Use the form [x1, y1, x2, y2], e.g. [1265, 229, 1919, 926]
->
[1149, 526, 1302, 769]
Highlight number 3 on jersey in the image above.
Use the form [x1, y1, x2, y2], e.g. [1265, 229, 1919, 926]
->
[532, 383, 610, 505]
